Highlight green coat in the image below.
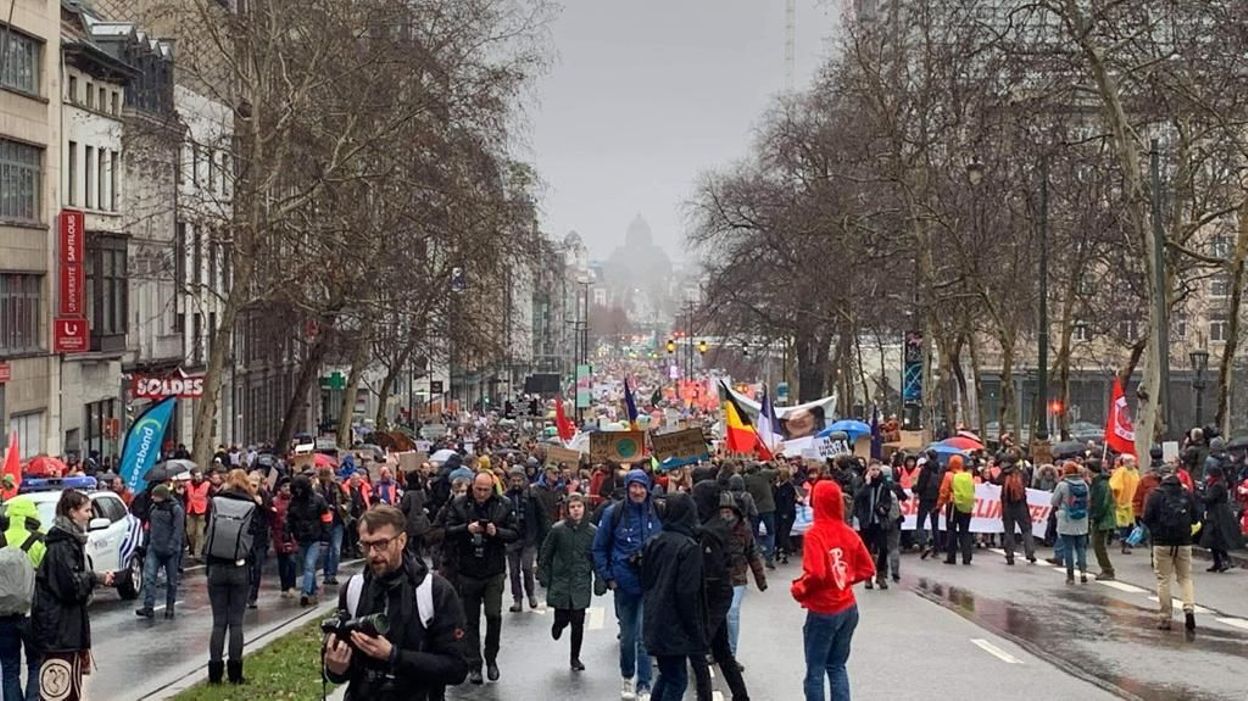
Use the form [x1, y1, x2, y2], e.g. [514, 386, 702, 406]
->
[538, 517, 597, 610]
[1089, 474, 1117, 533]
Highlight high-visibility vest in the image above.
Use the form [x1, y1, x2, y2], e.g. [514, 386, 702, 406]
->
[186, 481, 212, 515]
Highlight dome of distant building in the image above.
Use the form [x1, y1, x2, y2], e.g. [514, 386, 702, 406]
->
[563, 230, 583, 247]
[625, 215, 653, 249]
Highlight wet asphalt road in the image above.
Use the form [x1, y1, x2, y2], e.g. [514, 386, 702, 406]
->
[62, 542, 1248, 700]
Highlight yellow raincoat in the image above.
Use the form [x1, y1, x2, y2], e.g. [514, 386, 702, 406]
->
[1108, 465, 1140, 527]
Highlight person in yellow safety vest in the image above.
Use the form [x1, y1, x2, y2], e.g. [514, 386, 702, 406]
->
[1, 495, 47, 701]
[1109, 455, 1141, 554]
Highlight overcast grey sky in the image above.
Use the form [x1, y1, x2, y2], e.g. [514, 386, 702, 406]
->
[530, 1, 838, 262]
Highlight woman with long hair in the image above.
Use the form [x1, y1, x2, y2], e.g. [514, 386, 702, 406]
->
[205, 469, 258, 684]
[32, 489, 115, 701]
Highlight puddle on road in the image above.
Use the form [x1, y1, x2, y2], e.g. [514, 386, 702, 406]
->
[913, 577, 1248, 701]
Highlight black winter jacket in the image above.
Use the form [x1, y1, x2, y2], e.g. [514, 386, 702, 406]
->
[1143, 476, 1200, 546]
[287, 478, 331, 545]
[443, 494, 518, 579]
[147, 499, 185, 557]
[327, 554, 469, 701]
[31, 525, 100, 652]
[641, 493, 708, 657]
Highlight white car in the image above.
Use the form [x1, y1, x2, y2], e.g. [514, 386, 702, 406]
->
[15, 486, 145, 600]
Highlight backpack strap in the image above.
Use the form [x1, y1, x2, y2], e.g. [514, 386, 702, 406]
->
[345, 573, 365, 618]
[20, 532, 42, 553]
[415, 573, 434, 628]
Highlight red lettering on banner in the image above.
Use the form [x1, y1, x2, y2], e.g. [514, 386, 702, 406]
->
[0, 362, 10, 383]
[59, 210, 86, 316]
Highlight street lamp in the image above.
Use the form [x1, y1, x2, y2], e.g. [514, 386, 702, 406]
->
[1190, 349, 1209, 428]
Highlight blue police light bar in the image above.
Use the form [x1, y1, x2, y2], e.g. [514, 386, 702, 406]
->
[18, 476, 98, 493]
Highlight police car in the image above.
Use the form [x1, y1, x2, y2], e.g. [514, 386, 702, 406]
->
[9, 476, 146, 600]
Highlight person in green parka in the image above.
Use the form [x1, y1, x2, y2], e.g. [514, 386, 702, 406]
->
[538, 492, 597, 672]
[1088, 460, 1117, 581]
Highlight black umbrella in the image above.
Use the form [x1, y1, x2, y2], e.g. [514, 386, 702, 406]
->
[1051, 440, 1090, 459]
[144, 459, 197, 483]
[1226, 436, 1248, 451]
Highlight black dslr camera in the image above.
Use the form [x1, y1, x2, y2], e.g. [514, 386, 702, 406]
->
[321, 611, 390, 640]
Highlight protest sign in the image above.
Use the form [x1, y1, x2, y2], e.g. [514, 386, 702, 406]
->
[896, 483, 1052, 538]
[651, 427, 709, 463]
[590, 430, 647, 463]
[545, 445, 581, 468]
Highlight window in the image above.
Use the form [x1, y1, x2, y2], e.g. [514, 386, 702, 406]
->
[98, 87, 106, 111]
[207, 150, 216, 193]
[0, 273, 41, 353]
[0, 29, 38, 94]
[1072, 319, 1090, 342]
[68, 75, 77, 102]
[83, 398, 116, 458]
[9, 412, 42, 459]
[1211, 235, 1231, 259]
[85, 81, 94, 108]
[191, 143, 199, 186]
[208, 240, 218, 289]
[0, 138, 41, 223]
[1211, 316, 1229, 342]
[1174, 316, 1187, 339]
[221, 153, 230, 195]
[85, 234, 128, 348]
[94, 494, 127, 522]
[111, 91, 119, 115]
[109, 151, 118, 211]
[84, 146, 95, 209]
[192, 226, 202, 288]
[67, 140, 78, 206]
[175, 221, 187, 289]
[1211, 273, 1231, 298]
[1117, 319, 1139, 341]
[97, 148, 106, 211]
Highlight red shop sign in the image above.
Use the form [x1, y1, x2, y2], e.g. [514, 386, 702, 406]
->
[59, 210, 86, 316]
[132, 369, 206, 399]
[53, 316, 89, 354]
[0, 362, 11, 383]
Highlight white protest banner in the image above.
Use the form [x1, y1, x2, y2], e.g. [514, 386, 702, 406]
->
[898, 483, 1053, 539]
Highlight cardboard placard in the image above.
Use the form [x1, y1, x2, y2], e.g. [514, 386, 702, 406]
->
[590, 430, 647, 464]
[545, 446, 581, 468]
[290, 453, 316, 473]
[1162, 441, 1180, 464]
[397, 451, 421, 473]
[1030, 440, 1053, 467]
[650, 428, 709, 463]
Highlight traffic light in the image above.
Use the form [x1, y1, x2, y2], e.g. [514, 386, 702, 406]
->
[1049, 399, 1063, 415]
[698, 340, 708, 355]
[666, 339, 676, 354]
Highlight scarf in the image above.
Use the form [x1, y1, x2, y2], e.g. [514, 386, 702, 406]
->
[54, 515, 88, 544]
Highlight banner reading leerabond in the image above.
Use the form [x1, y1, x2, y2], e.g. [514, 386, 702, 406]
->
[897, 483, 1053, 539]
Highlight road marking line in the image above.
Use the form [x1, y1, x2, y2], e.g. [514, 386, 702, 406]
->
[1096, 581, 1148, 594]
[588, 607, 605, 631]
[989, 548, 1007, 556]
[971, 638, 1022, 664]
[1215, 617, 1248, 631]
[153, 599, 184, 612]
[1146, 596, 1211, 614]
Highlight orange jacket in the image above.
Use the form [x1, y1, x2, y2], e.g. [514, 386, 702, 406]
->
[936, 459, 966, 511]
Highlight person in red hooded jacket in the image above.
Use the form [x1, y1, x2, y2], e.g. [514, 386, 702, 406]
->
[791, 480, 875, 701]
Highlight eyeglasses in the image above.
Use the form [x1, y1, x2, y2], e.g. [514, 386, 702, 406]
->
[359, 536, 399, 553]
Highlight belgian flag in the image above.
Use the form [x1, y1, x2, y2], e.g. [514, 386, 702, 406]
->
[719, 381, 773, 459]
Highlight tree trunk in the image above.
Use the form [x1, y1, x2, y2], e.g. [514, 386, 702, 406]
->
[1215, 204, 1248, 434]
[950, 335, 969, 428]
[795, 329, 828, 402]
[276, 337, 329, 452]
[336, 335, 370, 449]
[191, 277, 245, 468]
[968, 330, 987, 441]
[999, 342, 1016, 439]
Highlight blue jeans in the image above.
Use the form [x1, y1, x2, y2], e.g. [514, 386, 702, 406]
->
[803, 606, 859, 701]
[614, 589, 652, 688]
[323, 523, 344, 578]
[142, 549, 180, 610]
[728, 584, 746, 656]
[1060, 533, 1088, 574]
[651, 655, 689, 701]
[0, 615, 38, 701]
[753, 511, 777, 561]
[299, 542, 323, 596]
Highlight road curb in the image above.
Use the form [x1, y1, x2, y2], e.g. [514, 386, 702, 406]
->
[138, 559, 364, 700]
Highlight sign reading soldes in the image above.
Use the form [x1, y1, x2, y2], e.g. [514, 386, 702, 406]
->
[132, 372, 205, 399]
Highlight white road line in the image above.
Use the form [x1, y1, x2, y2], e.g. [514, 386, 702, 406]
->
[989, 548, 1007, 556]
[1146, 596, 1211, 615]
[588, 606, 605, 631]
[971, 638, 1023, 664]
[1215, 617, 1248, 631]
[1096, 580, 1148, 594]
[153, 599, 184, 611]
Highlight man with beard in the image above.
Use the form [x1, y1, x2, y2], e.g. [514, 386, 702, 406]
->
[324, 506, 469, 700]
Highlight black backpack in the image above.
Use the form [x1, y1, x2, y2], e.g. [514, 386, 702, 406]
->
[1154, 489, 1192, 542]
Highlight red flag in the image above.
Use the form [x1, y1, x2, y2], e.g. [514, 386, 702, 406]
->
[554, 396, 575, 442]
[1104, 377, 1135, 456]
[2, 431, 20, 500]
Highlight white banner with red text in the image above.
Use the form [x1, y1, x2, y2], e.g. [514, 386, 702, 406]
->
[899, 483, 1052, 539]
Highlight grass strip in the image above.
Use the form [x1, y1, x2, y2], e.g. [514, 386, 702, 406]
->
[172, 618, 333, 700]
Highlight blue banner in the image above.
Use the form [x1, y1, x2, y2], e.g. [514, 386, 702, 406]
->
[119, 396, 176, 494]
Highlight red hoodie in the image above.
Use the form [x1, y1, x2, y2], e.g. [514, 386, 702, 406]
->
[790, 480, 875, 615]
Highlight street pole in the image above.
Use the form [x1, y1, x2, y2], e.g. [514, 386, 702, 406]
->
[1036, 154, 1049, 442]
[1151, 141, 1172, 439]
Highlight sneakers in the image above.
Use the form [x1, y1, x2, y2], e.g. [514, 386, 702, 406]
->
[637, 684, 652, 701]
[1095, 572, 1115, 581]
[621, 678, 637, 700]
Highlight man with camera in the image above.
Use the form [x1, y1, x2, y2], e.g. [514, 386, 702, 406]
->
[443, 471, 519, 684]
[323, 506, 468, 700]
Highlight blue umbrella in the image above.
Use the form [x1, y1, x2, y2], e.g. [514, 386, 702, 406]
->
[926, 442, 969, 456]
[819, 420, 871, 441]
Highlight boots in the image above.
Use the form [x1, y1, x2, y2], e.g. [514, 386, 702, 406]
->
[207, 660, 225, 685]
[227, 660, 246, 685]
